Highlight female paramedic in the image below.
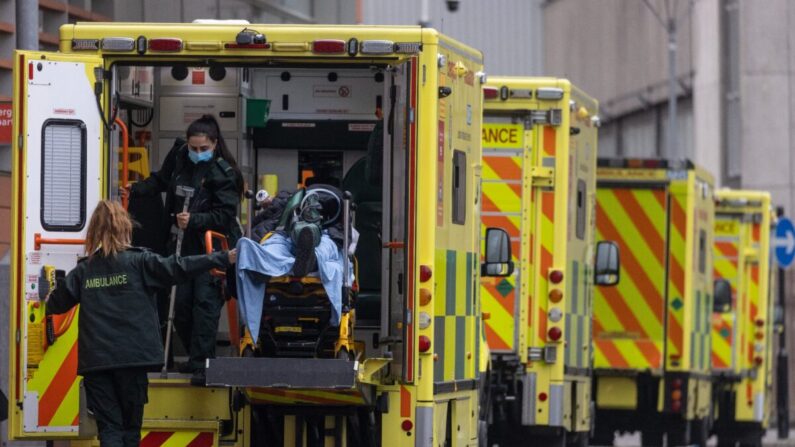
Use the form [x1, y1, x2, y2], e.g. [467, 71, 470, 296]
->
[123, 114, 243, 384]
[45, 200, 236, 447]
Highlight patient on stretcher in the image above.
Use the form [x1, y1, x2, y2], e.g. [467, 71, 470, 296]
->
[234, 185, 356, 343]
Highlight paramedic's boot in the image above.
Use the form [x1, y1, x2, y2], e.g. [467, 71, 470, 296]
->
[292, 223, 319, 277]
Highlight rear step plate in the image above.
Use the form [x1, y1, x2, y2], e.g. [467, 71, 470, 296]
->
[206, 357, 357, 389]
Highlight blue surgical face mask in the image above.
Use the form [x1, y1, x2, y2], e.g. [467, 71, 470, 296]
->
[188, 149, 214, 164]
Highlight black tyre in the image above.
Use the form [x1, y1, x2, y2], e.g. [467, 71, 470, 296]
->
[590, 427, 615, 446]
[641, 426, 664, 447]
[536, 428, 566, 447]
[667, 421, 692, 447]
[566, 431, 589, 447]
[691, 417, 711, 447]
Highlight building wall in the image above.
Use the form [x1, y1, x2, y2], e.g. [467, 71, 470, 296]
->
[544, 0, 795, 422]
[544, 0, 700, 165]
[360, 0, 544, 76]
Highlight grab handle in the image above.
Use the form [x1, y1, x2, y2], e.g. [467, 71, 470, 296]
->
[34, 233, 85, 251]
[115, 117, 130, 210]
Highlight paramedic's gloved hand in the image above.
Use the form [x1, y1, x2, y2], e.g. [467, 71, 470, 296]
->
[176, 212, 190, 230]
[228, 249, 237, 265]
[44, 271, 67, 315]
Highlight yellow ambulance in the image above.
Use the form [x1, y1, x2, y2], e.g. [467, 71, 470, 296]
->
[479, 77, 619, 447]
[711, 190, 775, 446]
[592, 158, 714, 446]
[8, 21, 510, 446]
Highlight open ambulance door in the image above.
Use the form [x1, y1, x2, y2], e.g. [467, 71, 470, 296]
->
[9, 51, 104, 439]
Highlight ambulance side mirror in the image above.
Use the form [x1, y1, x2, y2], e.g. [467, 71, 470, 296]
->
[594, 241, 620, 286]
[713, 279, 732, 313]
[481, 228, 514, 277]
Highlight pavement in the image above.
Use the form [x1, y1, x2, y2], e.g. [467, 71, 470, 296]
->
[609, 429, 795, 446]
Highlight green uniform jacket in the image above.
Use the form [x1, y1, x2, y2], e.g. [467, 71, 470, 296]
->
[131, 139, 241, 255]
[46, 248, 229, 374]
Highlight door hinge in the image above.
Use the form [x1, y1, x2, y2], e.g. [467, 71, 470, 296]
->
[17, 134, 23, 150]
[531, 166, 554, 187]
[529, 109, 562, 126]
[16, 328, 20, 343]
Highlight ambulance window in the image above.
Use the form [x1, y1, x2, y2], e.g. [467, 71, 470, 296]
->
[698, 229, 707, 274]
[41, 120, 86, 231]
[576, 179, 586, 239]
[453, 150, 467, 225]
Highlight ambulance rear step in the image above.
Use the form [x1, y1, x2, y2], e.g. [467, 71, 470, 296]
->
[206, 357, 357, 389]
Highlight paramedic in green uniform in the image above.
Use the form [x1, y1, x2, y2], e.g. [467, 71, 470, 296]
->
[46, 200, 236, 447]
[124, 114, 243, 384]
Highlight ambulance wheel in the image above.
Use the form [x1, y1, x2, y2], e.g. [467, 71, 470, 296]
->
[640, 427, 663, 447]
[566, 431, 589, 447]
[667, 421, 692, 447]
[590, 426, 615, 446]
[716, 439, 737, 447]
[738, 432, 762, 447]
[691, 417, 710, 447]
[536, 428, 566, 447]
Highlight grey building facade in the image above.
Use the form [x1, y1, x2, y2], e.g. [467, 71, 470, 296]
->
[543, 0, 795, 421]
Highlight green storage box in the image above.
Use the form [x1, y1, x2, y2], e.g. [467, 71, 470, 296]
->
[246, 98, 270, 128]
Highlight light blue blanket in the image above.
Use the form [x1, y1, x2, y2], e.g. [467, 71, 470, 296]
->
[235, 233, 348, 342]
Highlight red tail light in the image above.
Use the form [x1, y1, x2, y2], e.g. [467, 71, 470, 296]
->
[148, 38, 182, 52]
[483, 87, 498, 99]
[754, 356, 763, 366]
[549, 270, 564, 284]
[401, 419, 413, 431]
[548, 327, 562, 341]
[671, 400, 682, 412]
[643, 159, 663, 168]
[418, 335, 431, 352]
[312, 39, 346, 53]
[672, 378, 683, 389]
[420, 265, 432, 282]
[755, 318, 765, 328]
[538, 392, 548, 402]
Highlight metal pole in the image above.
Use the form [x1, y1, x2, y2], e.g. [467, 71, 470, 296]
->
[777, 206, 790, 439]
[667, 18, 678, 159]
[419, 0, 430, 27]
[16, 0, 38, 51]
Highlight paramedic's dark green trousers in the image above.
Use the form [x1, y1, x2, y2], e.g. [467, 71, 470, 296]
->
[83, 367, 148, 447]
[174, 271, 224, 372]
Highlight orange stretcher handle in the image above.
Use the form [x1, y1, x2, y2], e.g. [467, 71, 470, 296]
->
[204, 230, 229, 277]
[115, 118, 130, 210]
[34, 233, 85, 251]
[203, 231, 240, 351]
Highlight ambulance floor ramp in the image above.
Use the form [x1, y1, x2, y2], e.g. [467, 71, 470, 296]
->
[206, 357, 357, 389]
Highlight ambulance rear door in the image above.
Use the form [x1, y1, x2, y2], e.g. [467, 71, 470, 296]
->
[480, 119, 527, 356]
[9, 51, 104, 438]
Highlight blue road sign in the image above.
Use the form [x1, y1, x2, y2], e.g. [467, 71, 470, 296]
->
[774, 217, 795, 268]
